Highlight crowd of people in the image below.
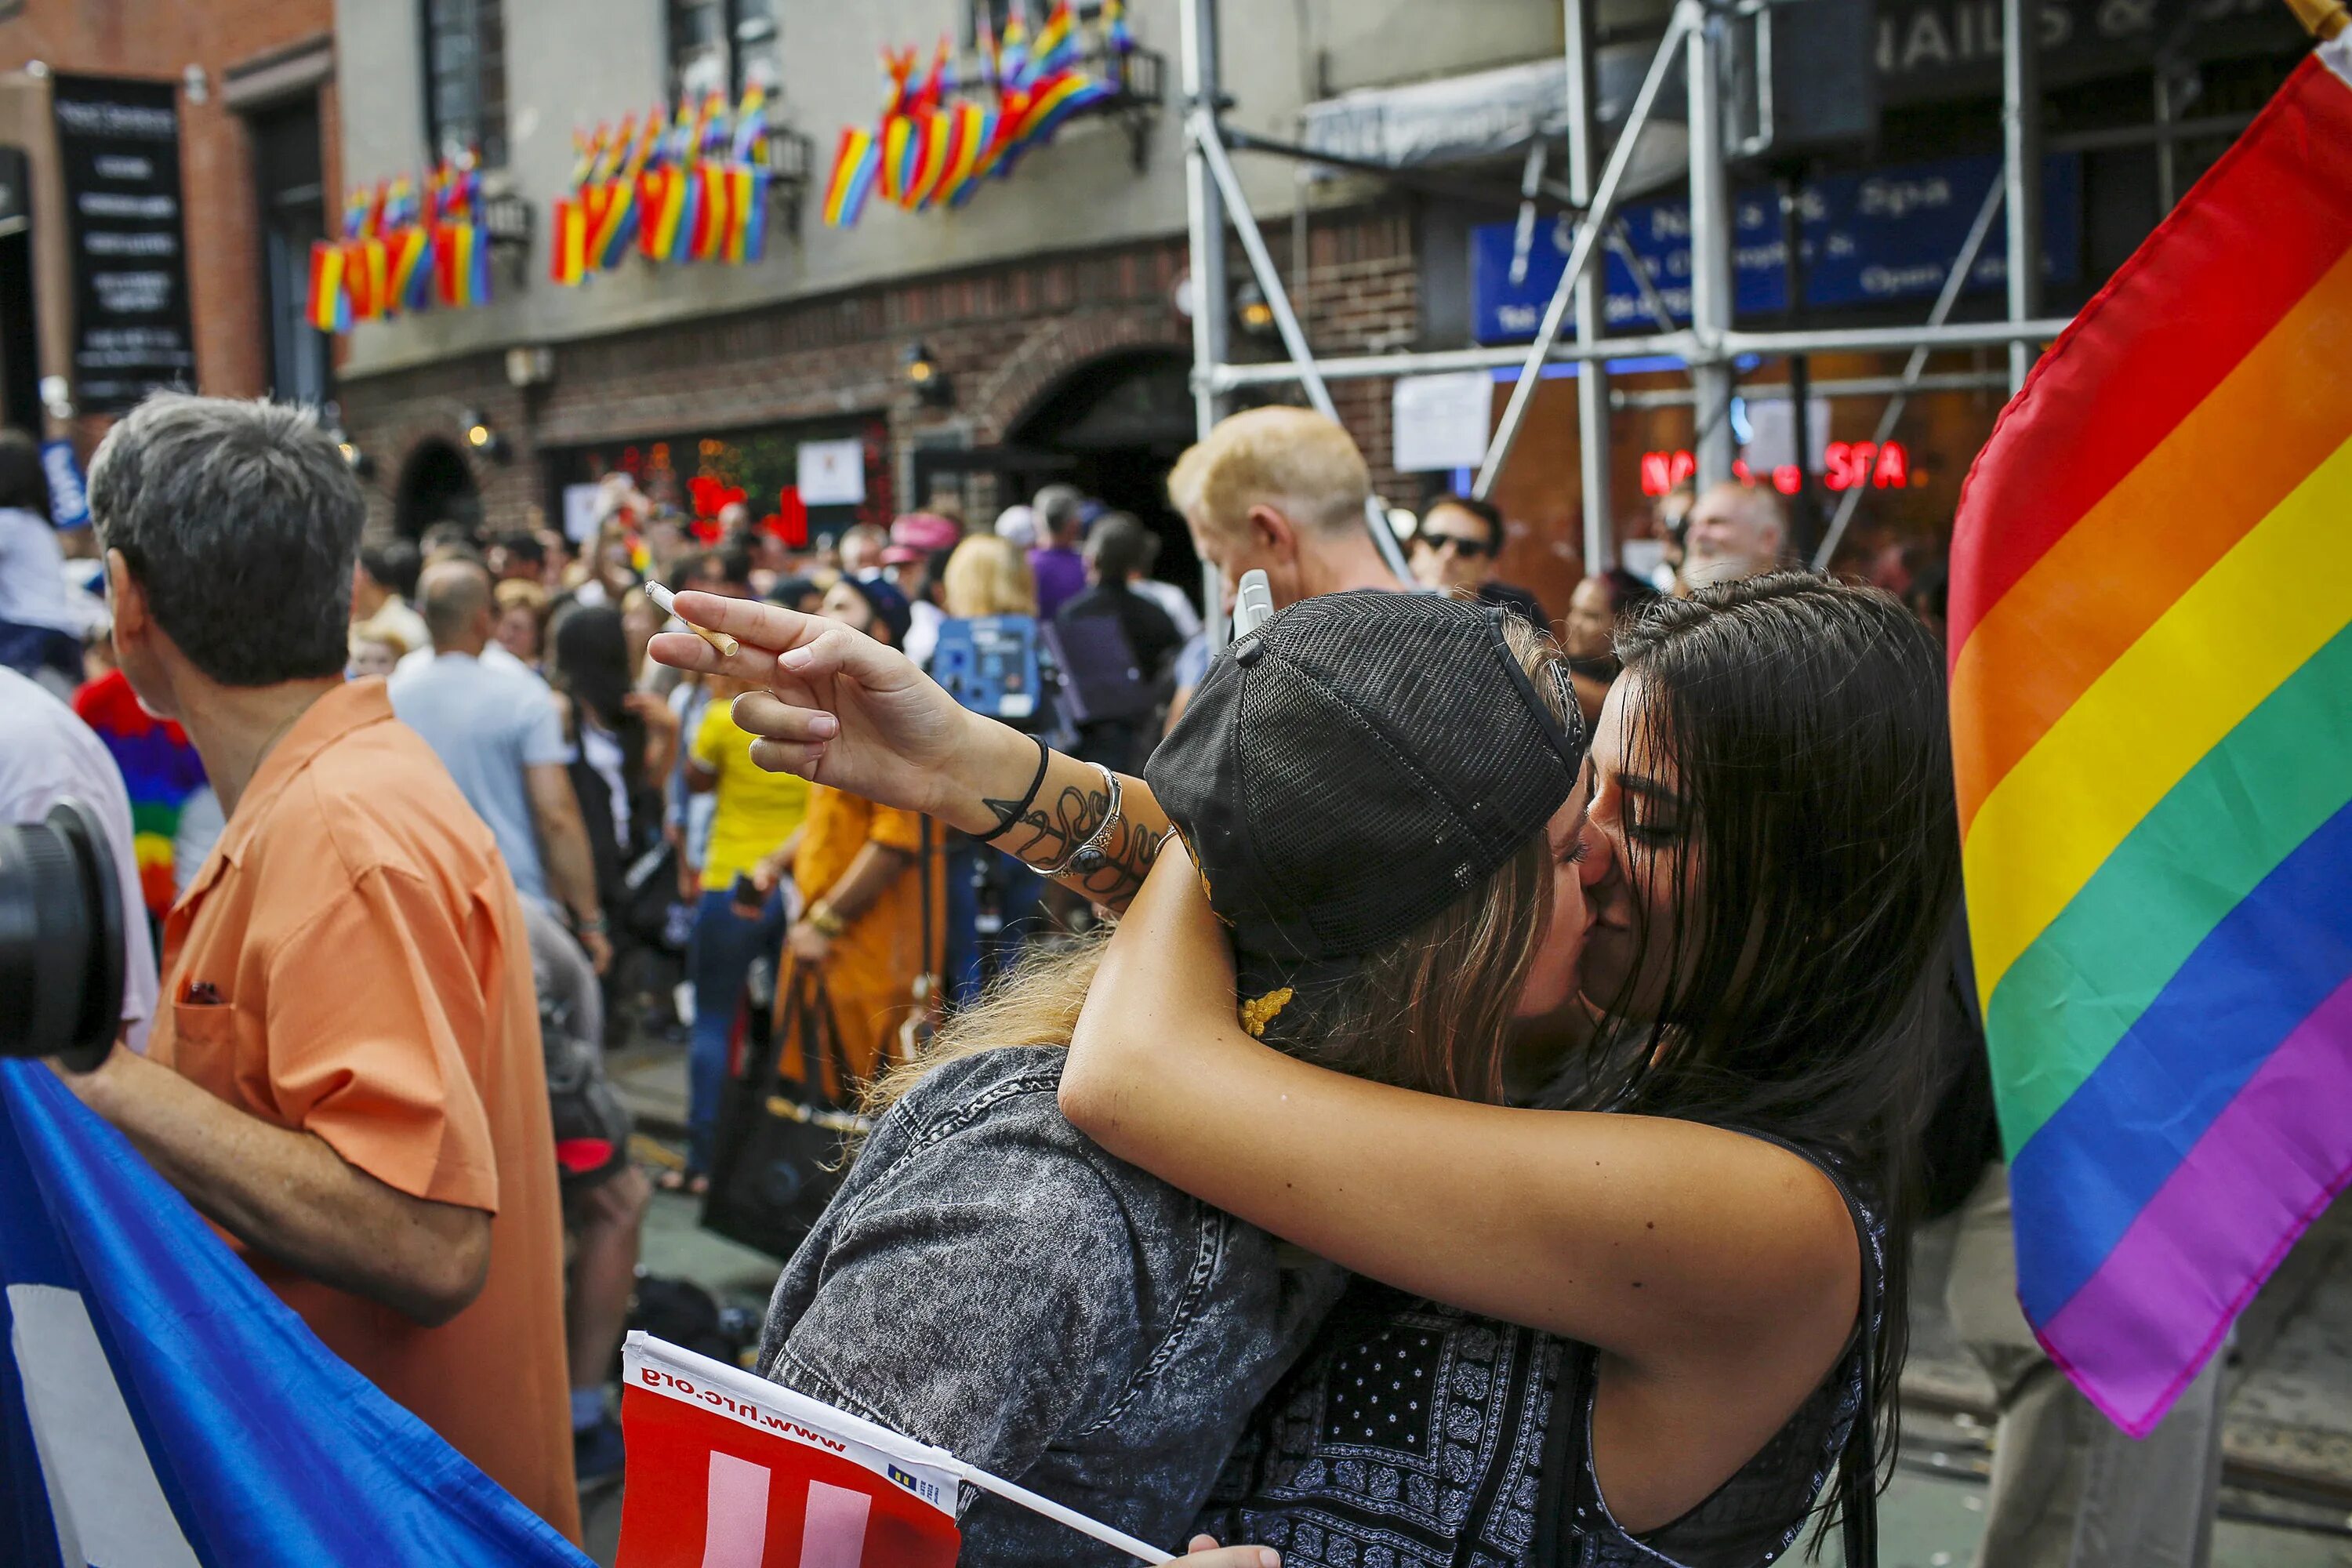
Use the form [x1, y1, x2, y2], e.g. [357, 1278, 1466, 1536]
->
[0, 390, 2152, 1568]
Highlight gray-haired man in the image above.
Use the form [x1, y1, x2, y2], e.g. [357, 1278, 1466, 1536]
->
[60, 394, 579, 1537]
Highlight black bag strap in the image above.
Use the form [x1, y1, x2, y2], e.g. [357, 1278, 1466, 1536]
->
[778, 960, 858, 1110]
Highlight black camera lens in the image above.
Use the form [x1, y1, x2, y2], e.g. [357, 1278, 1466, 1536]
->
[0, 799, 126, 1072]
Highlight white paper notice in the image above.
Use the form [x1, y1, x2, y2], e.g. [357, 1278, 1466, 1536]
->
[1739, 396, 1831, 477]
[1391, 372, 1494, 473]
[561, 483, 604, 544]
[797, 440, 867, 506]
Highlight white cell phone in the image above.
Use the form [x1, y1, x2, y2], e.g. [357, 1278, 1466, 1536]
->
[1232, 569, 1276, 639]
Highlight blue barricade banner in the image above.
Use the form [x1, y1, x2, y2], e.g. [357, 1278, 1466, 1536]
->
[0, 1059, 590, 1567]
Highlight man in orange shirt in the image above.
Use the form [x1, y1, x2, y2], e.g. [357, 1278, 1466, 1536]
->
[62, 394, 578, 1539]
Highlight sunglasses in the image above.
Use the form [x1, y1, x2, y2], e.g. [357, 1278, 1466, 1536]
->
[1417, 531, 1494, 561]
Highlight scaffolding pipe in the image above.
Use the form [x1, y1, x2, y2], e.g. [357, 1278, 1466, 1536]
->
[2002, 0, 2045, 392]
[1720, 318, 2071, 356]
[1178, 0, 1231, 644]
[1192, 113, 1338, 426]
[1617, 368, 2011, 408]
[1566, 0, 1614, 568]
[1212, 332, 1700, 389]
[1473, 1, 1697, 499]
[1686, 6, 1737, 487]
[1809, 173, 2009, 570]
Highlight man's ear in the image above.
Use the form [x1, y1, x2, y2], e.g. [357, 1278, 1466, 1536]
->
[1247, 503, 1300, 565]
[104, 550, 147, 644]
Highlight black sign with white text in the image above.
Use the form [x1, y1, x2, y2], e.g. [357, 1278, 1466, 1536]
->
[52, 75, 194, 413]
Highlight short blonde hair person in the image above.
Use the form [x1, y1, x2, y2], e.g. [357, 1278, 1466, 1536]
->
[1165, 406, 1371, 545]
[940, 533, 1040, 618]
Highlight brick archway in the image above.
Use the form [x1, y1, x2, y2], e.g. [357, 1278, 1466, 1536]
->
[972, 307, 1187, 445]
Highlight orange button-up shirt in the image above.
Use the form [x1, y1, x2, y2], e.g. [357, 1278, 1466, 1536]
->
[148, 678, 578, 1540]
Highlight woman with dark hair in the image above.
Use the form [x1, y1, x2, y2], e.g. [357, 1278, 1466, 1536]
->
[547, 605, 679, 964]
[0, 427, 85, 695]
[1066, 575, 1957, 1566]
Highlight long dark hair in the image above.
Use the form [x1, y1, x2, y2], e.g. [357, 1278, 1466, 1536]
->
[1584, 572, 1962, 1532]
[0, 429, 53, 517]
[547, 604, 648, 797]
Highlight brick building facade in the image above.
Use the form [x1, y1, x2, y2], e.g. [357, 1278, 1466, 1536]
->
[0, 0, 338, 448]
[336, 203, 1423, 557]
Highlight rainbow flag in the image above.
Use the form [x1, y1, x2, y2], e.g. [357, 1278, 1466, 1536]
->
[823, 126, 880, 227]
[305, 241, 349, 332]
[1948, 34, 2352, 1439]
[638, 165, 688, 258]
[550, 198, 586, 285]
[73, 669, 205, 923]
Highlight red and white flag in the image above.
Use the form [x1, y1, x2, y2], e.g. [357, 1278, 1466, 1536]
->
[615, 1334, 1174, 1567]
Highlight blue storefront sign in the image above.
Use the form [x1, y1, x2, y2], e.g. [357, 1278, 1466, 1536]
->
[1472, 151, 2082, 343]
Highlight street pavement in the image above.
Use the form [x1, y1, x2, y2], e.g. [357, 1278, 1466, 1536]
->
[584, 1044, 2352, 1567]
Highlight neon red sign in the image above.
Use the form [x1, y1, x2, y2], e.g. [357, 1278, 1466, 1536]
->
[1639, 441, 1912, 497]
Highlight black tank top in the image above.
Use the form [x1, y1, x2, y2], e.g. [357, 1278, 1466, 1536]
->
[1195, 1138, 1884, 1568]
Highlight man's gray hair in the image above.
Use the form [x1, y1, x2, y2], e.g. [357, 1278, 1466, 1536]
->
[88, 394, 365, 686]
[1032, 483, 1086, 538]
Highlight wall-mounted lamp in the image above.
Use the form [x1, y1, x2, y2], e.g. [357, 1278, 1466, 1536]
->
[902, 342, 953, 408]
[1234, 280, 1277, 339]
[335, 437, 376, 479]
[459, 408, 510, 462]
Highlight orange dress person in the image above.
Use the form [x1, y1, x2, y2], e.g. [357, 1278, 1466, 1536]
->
[781, 780, 945, 1088]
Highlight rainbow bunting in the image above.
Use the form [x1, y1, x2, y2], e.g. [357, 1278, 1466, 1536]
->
[1948, 34, 2352, 1439]
[306, 241, 348, 332]
[823, 126, 880, 227]
[1010, 68, 1108, 151]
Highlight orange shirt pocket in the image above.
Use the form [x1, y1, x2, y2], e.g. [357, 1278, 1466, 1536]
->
[163, 998, 245, 1093]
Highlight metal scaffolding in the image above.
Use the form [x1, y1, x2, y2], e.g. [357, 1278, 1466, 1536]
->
[1175, 0, 2074, 605]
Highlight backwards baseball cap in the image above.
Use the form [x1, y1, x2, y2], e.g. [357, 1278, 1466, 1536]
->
[1147, 590, 1586, 967]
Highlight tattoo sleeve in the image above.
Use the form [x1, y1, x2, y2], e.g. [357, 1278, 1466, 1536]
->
[985, 751, 1171, 910]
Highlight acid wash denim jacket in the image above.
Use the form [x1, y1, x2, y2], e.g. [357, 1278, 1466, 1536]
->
[758, 1046, 1348, 1566]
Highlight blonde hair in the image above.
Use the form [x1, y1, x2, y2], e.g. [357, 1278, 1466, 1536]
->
[866, 615, 1571, 1119]
[1165, 406, 1371, 546]
[940, 534, 1039, 618]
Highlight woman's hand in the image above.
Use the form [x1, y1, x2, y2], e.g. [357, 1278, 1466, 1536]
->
[786, 920, 833, 968]
[647, 593, 1035, 833]
[1182, 1537, 1279, 1568]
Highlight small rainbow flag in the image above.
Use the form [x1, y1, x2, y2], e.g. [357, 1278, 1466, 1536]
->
[306, 241, 348, 332]
[1949, 34, 2352, 1438]
[550, 198, 586, 285]
[639, 165, 689, 258]
[824, 126, 880, 227]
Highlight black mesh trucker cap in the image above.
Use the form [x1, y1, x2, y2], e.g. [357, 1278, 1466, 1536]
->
[1146, 590, 1587, 964]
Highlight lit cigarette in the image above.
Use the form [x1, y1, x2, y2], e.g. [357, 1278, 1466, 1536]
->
[646, 582, 740, 659]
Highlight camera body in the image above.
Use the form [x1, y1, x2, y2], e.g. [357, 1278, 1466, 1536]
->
[0, 798, 128, 1071]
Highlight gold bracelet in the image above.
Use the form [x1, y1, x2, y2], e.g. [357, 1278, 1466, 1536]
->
[805, 901, 847, 938]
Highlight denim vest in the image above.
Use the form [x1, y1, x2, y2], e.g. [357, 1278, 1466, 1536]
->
[759, 1046, 1348, 1566]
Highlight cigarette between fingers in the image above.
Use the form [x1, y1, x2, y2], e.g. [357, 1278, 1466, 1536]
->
[646, 581, 740, 658]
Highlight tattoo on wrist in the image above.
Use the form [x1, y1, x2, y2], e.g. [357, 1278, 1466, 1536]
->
[1002, 776, 1162, 901]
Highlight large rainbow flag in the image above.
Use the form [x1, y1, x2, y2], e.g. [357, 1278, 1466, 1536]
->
[1948, 31, 2352, 1436]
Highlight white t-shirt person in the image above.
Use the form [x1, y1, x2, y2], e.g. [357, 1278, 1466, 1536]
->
[0, 663, 160, 1051]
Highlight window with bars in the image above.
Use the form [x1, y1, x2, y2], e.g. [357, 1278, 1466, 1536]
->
[668, 0, 779, 102]
[422, 0, 509, 167]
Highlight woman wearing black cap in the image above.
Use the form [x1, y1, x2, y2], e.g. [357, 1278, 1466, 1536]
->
[740, 593, 1592, 1566]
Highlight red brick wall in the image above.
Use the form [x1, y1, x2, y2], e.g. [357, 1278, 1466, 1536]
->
[337, 205, 1425, 537]
[0, 0, 337, 416]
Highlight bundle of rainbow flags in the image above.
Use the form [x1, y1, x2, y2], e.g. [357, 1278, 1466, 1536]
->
[305, 154, 492, 332]
[550, 85, 771, 285]
[822, 0, 1132, 229]
[1950, 30, 2352, 1436]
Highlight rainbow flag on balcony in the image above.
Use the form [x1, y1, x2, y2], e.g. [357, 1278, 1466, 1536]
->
[1947, 34, 2352, 1439]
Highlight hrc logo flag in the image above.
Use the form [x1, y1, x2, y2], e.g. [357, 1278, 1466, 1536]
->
[1949, 31, 2352, 1437]
[616, 1335, 1174, 1566]
[0, 1062, 586, 1566]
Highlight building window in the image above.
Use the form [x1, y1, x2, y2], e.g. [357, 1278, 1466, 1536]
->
[668, 0, 778, 101]
[423, 0, 509, 166]
[252, 99, 331, 408]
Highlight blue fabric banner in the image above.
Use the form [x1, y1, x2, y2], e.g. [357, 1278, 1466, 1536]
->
[0, 1060, 590, 1567]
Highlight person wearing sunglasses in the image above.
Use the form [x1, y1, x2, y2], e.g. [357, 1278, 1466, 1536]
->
[1407, 494, 1549, 629]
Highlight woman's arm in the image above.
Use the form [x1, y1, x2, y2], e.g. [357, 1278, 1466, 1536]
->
[648, 593, 1171, 908]
[1059, 846, 1860, 1377]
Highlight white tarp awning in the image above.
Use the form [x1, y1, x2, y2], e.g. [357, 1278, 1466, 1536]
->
[1297, 45, 1690, 198]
